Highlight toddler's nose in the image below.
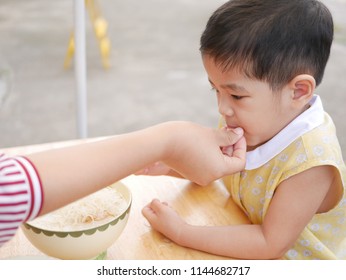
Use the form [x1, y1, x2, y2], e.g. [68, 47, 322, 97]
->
[218, 93, 234, 117]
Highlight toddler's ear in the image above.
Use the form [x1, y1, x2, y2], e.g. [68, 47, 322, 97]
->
[290, 74, 316, 100]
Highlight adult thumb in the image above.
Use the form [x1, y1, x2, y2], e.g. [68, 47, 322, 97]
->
[219, 127, 244, 146]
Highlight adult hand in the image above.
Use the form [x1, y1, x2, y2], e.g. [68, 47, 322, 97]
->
[156, 122, 247, 185]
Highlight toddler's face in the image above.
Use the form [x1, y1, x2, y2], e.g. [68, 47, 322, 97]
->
[202, 55, 299, 151]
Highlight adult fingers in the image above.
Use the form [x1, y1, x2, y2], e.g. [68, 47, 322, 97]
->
[222, 136, 247, 173]
[217, 127, 244, 147]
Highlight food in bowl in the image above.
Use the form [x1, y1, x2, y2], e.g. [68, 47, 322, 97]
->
[22, 181, 131, 260]
[29, 185, 127, 231]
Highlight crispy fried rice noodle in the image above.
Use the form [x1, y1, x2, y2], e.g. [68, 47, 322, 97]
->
[29, 187, 127, 231]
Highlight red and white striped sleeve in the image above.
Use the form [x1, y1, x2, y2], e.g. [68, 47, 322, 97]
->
[0, 153, 43, 247]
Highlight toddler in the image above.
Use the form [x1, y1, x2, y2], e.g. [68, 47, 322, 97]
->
[142, 0, 346, 259]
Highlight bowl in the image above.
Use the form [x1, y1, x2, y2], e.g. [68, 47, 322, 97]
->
[21, 181, 131, 260]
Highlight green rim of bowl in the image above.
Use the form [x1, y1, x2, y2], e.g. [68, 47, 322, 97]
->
[23, 202, 131, 238]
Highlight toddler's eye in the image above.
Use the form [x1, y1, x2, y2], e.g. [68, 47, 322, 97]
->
[231, 95, 242, 100]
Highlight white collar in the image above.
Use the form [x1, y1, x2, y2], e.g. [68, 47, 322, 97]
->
[245, 95, 325, 170]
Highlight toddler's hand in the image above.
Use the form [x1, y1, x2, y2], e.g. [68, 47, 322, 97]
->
[142, 199, 185, 243]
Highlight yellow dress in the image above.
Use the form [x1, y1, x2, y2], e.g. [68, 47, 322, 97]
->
[223, 96, 346, 259]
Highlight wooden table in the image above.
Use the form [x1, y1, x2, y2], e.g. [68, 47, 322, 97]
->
[0, 139, 250, 260]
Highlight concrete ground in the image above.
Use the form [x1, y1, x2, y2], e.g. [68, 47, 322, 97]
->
[0, 0, 346, 157]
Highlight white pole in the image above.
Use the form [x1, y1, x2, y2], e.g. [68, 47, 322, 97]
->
[74, 0, 88, 138]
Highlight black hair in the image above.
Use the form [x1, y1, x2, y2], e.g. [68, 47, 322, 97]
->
[200, 0, 334, 91]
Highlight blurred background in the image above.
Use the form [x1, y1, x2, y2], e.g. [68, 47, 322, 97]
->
[0, 0, 345, 155]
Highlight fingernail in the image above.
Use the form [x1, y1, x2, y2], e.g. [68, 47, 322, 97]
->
[231, 127, 243, 135]
[222, 145, 234, 156]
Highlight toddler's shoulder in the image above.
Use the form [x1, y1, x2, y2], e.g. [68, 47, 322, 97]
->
[277, 113, 345, 182]
[301, 113, 343, 164]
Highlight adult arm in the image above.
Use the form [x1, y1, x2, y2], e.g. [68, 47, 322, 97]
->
[25, 121, 246, 215]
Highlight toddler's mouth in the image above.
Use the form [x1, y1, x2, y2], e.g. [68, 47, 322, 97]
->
[226, 123, 241, 130]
